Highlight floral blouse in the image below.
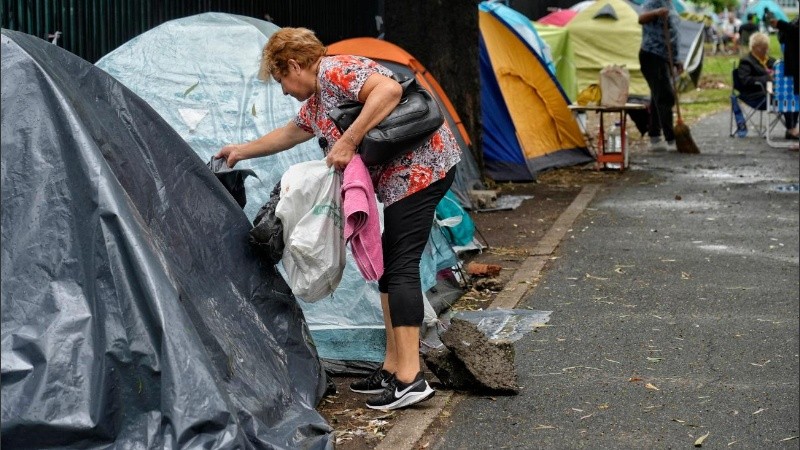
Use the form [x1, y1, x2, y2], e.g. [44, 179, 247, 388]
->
[294, 55, 462, 207]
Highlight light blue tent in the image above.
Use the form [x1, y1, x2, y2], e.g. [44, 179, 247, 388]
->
[97, 12, 459, 369]
[745, 0, 789, 23]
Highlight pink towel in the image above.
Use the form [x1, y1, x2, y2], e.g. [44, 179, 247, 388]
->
[342, 155, 384, 281]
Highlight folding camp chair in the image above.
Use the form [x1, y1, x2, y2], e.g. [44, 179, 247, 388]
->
[765, 60, 800, 148]
[730, 61, 767, 138]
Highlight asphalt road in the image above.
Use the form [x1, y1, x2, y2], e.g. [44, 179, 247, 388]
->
[430, 111, 800, 449]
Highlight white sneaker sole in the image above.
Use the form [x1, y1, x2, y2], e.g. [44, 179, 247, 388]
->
[366, 386, 436, 411]
[350, 386, 386, 394]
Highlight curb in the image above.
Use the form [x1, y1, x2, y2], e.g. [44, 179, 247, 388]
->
[376, 183, 601, 450]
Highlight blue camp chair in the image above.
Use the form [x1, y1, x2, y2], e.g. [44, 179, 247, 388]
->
[766, 60, 800, 148]
[730, 61, 767, 138]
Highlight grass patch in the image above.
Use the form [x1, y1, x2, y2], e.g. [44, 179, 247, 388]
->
[677, 51, 735, 123]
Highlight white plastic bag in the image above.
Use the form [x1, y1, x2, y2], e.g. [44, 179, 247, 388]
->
[599, 64, 630, 107]
[275, 160, 345, 302]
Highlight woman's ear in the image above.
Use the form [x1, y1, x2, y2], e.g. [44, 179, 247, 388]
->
[288, 59, 301, 73]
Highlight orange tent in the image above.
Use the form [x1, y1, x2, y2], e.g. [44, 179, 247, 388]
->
[327, 38, 483, 208]
[328, 38, 470, 146]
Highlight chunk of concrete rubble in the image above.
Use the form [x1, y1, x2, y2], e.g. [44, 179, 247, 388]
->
[431, 318, 519, 393]
[468, 189, 498, 209]
[466, 262, 502, 278]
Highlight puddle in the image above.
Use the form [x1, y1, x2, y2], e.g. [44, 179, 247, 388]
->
[773, 184, 800, 193]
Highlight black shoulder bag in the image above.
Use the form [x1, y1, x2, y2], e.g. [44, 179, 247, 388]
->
[328, 74, 445, 166]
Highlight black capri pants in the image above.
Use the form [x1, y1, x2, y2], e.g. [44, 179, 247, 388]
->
[378, 167, 456, 327]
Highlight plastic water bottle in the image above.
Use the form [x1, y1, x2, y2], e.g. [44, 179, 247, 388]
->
[607, 122, 621, 153]
[605, 122, 623, 169]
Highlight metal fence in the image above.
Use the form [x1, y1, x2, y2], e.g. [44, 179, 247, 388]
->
[1, 1, 381, 63]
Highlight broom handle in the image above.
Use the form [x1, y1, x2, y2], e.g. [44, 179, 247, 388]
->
[662, 17, 682, 121]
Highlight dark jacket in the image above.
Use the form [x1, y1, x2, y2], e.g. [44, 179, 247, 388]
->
[775, 18, 799, 94]
[737, 52, 775, 103]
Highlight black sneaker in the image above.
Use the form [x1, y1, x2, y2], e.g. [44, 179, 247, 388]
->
[365, 372, 435, 410]
[350, 366, 394, 394]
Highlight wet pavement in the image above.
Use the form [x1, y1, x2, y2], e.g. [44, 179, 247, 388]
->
[428, 110, 800, 448]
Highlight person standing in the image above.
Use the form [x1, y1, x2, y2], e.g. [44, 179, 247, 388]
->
[638, 0, 683, 152]
[215, 27, 462, 410]
[770, 17, 799, 138]
[738, 14, 760, 54]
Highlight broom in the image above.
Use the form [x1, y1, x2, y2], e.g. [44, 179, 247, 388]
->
[663, 19, 700, 154]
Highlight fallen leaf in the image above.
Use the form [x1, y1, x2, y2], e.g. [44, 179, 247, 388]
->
[681, 272, 691, 279]
[605, 359, 621, 364]
[647, 357, 664, 362]
[780, 436, 799, 442]
[694, 432, 710, 446]
[628, 377, 643, 382]
[752, 408, 766, 415]
[580, 413, 593, 420]
[184, 80, 199, 97]
[251, 103, 257, 116]
[614, 267, 625, 274]
[533, 424, 556, 430]
[597, 403, 610, 410]
[672, 418, 686, 424]
[645, 383, 660, 391]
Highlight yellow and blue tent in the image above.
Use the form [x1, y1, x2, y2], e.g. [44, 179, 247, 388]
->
[479, 2, 592, 182]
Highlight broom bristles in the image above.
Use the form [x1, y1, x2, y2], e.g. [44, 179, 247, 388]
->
[674, 119, 700, 154]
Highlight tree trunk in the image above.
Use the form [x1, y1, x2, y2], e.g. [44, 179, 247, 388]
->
[384, 0, 483, 172]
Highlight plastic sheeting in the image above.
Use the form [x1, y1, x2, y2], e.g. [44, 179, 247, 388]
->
[95, 13, 460, 366]
[1, 29, 332, 449]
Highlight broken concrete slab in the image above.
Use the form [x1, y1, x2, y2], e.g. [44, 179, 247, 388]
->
[423, 309, 552, 394]
[438, 317, 519, 393]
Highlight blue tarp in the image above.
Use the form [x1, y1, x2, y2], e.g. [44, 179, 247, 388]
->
[1, 28, 332, 449]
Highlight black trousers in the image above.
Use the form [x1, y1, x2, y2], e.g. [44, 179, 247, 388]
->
[378, 168, 455, 327]
[639, 50, 676, 142]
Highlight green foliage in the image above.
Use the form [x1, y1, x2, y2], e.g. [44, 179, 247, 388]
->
[693, 0, 739, 13]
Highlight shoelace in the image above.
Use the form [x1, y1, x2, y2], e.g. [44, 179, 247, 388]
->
[364, 368, 389, 386]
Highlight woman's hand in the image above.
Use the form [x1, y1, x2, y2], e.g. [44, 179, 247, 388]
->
[325, 137, 358, 171]
[215, 144, 244, 168]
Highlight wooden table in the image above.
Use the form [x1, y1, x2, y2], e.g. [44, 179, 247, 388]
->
[568, 103, 646, 170]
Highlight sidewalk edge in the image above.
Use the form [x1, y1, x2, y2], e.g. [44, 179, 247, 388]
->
[377, 183, 600, 450]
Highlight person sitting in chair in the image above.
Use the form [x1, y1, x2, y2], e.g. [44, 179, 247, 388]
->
[737, 32, 799, 139]
[720, 14, 741, 54]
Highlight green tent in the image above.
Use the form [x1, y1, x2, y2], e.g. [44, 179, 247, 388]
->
[565, 0, 648, 97]
[534, 23, 578, 102]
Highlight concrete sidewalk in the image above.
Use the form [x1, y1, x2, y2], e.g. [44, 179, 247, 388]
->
[412, 110, 799, 449]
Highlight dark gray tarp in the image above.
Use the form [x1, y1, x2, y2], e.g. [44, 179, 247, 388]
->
[0, 29, 333, 449]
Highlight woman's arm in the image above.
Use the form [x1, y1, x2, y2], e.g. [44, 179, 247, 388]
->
[215, 121, 313, 167]
[326, 73, 403, 170]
